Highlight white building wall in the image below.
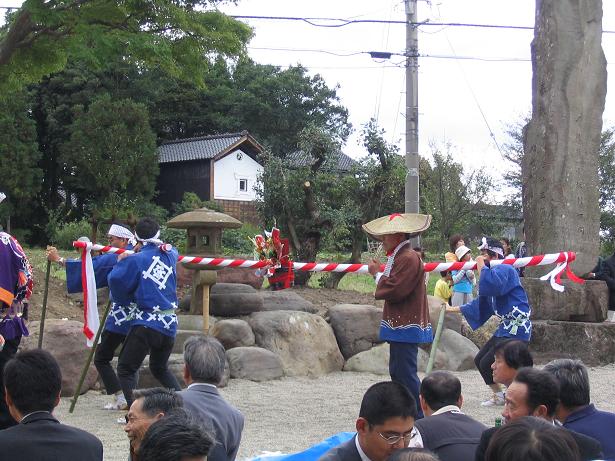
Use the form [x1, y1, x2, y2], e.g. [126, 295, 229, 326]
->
[213, 149, 262, 201]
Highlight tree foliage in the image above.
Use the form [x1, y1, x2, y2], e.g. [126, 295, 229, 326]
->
[0, 0, 252, 93]
[0, 90, 42, 227]
[420, 143, 496, 249]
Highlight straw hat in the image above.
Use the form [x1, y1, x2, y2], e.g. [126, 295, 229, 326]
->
[455, 245, 471, 260]
[362, 213, 432, 240]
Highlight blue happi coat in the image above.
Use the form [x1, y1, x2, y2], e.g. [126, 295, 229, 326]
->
[65, 245, 135, 335]
[108, 243, 179, 337]
[460, 263, 532, 340]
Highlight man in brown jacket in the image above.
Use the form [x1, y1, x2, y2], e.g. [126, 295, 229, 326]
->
[365, 213, 433, 419]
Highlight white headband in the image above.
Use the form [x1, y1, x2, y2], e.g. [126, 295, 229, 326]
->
[0, 192, 5, 204]
[478, 237, 504, 257]
[108, 224, 135, 244]
[135, 230, 163, 246]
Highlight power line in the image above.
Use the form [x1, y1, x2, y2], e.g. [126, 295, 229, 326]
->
[231, 15, 615, 34]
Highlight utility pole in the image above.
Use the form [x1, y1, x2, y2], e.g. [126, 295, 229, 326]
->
[405, 0, 420, 219]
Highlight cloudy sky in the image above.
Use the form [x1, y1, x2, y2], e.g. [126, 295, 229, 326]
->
[217, 0, 615, 178]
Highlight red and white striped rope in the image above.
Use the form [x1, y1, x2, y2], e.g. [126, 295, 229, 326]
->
[73, 241, 583, 291]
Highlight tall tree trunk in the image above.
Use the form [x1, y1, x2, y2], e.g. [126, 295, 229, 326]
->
[321, 230, 364, 289]
[523, 0, 606, 274]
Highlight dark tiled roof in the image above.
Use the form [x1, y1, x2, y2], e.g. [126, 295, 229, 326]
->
[286, 150, 356, 172]
[158, 132, 247, 164]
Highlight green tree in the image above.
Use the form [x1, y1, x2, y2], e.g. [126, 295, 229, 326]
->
[319, 119, 406, 288]
[0, 90, 42, 230]
[60, 95, 158, 237]
[420, 143, 495, 249]
[0, 0, 252, 93]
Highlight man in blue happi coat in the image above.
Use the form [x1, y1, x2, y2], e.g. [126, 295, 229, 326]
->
[447, 236, 532, 408]
[109, 217, 181, 407]
[47, 223, 136, 410]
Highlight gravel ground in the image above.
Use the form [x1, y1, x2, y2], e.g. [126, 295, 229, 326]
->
[55, 365, 615, 461]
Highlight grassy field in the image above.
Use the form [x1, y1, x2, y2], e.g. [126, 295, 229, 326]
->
[25, 247, 67, 281]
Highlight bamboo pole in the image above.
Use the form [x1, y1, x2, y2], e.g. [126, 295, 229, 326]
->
[425, 303, 447, 374]
[38, 260, 52, 348]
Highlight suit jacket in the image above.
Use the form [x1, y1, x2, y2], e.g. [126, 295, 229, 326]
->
[179, 383, 244, 461]
[475, 425, 603, 461]
[0, 412, 103, 461]
[318, 436, 362, 461]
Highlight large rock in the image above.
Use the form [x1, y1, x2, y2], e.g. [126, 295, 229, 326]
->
[217, 267, 264, 290]
[261, 291, 317, 314]
[436, 329, 479, 371]
[530, 320, 615, 366]
[22, 320, 98, 396]
[522, 278, 608, 322]
[210, 283, 264, 317]
[226, 347, 284, 381]
[328, 304, 381, 359]
[523, 0, 606, 274]
[249, 311, 344, 377]
[176, 314, 217, 332]
[343, 343, 448, 374]
[461, 316, 499, 349]
[212, 319, 255, 349]
[427, 295, 462, 334]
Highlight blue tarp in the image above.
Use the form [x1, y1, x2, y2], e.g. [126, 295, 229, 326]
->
[249, 432, 355, 461]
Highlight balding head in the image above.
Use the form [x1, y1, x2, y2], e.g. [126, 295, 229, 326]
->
[419, 371, 462, 415]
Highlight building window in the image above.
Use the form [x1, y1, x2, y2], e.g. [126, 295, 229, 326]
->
[239, 178, 248, 192]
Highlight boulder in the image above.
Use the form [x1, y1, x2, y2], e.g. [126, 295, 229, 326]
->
[436, 329, 479, 371]
[343, 343, 389, 374]
[427, 295, 463, 334]
[217, 267, 264, 289]
[67, 287, 109, 308]
[529, 320, 615, 366]
[328, 304, 381, 359]
[261, 291, 317, 314]
[249, 311, 344, 377]
[22, 320, 98, 396]
[210, 283, 264, 317]
[522, 278, 608, 322]
[461, 316, 499, 349]
[226, 347, 284, 381]
[212, 319, 255, 349]
[343, 343, 449, 374]
[176, 314, 217, 332]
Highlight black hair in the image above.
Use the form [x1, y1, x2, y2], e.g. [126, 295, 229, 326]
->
[500, 237, 512, 256]
[359, 381, 417, 425]
[494, 340, 534, 369]
[138, 411, 215, 461]
[542, 359, 590, 408]
[485, 417, 580, 461]
[387, 448, 440, 461]
[513, 368, 559, 417]
[132, 388, 183, 417]
[135, 217, 160, 240]
[4, 349, 62, 414]
[449, 234, 464, 252]
[440, 270, 450, 278]
[419, 371, 461, 411]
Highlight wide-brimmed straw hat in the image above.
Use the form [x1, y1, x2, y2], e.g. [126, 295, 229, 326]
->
[362, 213, 432, 240]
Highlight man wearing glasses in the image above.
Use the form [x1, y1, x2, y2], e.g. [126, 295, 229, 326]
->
[319, 381, 417, 461]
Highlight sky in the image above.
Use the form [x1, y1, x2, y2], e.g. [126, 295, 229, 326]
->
[2, 0, 614, 180]
[216, 0, 615, 179]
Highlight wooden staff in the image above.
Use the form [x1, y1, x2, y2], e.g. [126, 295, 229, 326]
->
[426, 303, 447, 374]
[38, 260, 51, 348]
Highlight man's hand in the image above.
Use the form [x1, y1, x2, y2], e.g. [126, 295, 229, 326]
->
[475, 255, 486, 272]
[446, 305, 461, 313]
[368, 258, 381, 276]
[46, 246, 60, 262]
[117, 252, 130, 261]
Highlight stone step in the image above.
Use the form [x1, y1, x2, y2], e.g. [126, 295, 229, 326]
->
[530, 320, 615, 366]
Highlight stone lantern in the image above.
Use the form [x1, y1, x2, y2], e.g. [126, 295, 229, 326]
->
[167, 207, 242, 332]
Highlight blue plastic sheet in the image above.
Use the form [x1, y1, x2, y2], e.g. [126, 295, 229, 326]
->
[249, 432, 355, 461]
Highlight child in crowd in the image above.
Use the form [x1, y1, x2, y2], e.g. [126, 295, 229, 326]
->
[445, 234, 465, 262]
[433, 271, 453, 305]
[451, 245, 475, 306]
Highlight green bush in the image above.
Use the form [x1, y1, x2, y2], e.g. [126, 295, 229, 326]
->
[52, 219, 92, 250]
[222, 223, 261, 257]
[160, 226, 186, 253]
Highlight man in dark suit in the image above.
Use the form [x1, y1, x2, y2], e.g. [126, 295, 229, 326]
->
[475, 367, 603, 461]
[410, 371, 486, 461]
[0, 349, 102, 460]
[318, 381, 417, 461]
[178, 336, 244, 461]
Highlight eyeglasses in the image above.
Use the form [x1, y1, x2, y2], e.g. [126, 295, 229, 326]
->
[378, 431, 415, 445]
